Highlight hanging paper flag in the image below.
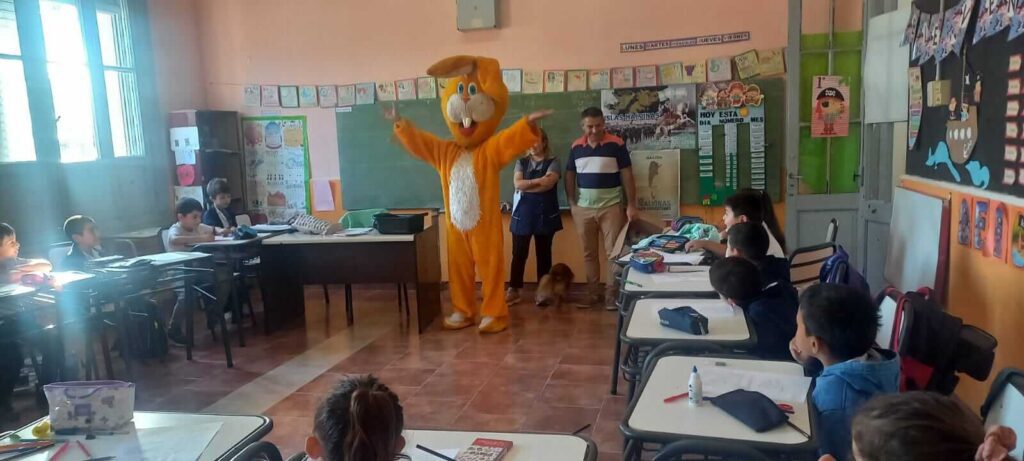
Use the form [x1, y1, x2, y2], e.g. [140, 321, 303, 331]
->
[901, 5, 921, 46]
[1009, 0, 1024, 41]
[921, 13, 943, 63]
[912, 13, 932, 62]
[811, 76, 850, 138]
[975, 0, 1011, 44]
[937, 0, 975, 61]
[991, 201, 1009, 261]
[908, 67, 924, 149]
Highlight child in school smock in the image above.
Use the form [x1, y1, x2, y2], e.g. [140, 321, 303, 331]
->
[507, 129, 562, 304]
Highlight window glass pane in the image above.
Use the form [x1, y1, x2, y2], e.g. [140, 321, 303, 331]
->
[105, 70, 142, 157]
[39, 0, 87, 64]
[0, 0, 21, 56]
[96, 6, 131, 68]
[0, 59, 35, 162]
[50, 62, 97, 162]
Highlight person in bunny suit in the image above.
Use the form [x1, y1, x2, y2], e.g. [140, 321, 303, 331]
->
[384, 55, 552, 333]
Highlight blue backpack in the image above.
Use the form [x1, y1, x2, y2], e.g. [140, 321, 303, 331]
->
[820, 245, 870, 295]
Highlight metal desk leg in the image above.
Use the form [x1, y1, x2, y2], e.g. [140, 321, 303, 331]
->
[185, 278, 195, 361]
[611, 310, 623, 395]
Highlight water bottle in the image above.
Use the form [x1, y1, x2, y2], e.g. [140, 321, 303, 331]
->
[688, 365, 702, 406]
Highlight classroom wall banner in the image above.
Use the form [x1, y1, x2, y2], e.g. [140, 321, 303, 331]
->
[697, 81, 766, 204]
[811, 75, 850, 138]
[600, 85, 698, 150]
[620, 31, 750, 53]
[242, 116, 311, 224]
[631, 150, 680, 220]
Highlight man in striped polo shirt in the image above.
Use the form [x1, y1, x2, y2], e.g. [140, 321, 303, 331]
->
[565, 107, 638, 309]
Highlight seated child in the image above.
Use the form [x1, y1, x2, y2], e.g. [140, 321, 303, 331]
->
[305, 374, 406, 461]
[709, 257, 797, 360]
[0, 223, 52, 282]
[202, 178, 237, 231]
[167, 198, 230, 252]
[789, 283, 899, 461]
[686, 188, 786, 258]
[819, 391, 1016, 461]
[61, 215, 108, 271]
[726, 221, 793, 285]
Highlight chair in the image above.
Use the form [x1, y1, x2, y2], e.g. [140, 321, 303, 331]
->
[825, 218, 839, 244]
[788, 242, 836, 293]
[229, 441, 283, 461]
[47, 242, 72, 270]
[980, 368, 1024, 459]
[875, 288, 903, 349]
[236, 214, 253, 227]
[652, 440, 771, 461]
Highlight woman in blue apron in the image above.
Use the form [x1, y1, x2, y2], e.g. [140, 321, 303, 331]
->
[507, 129, 563, 304]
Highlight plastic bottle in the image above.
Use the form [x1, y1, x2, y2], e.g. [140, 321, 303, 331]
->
[688, 365, 702, 406]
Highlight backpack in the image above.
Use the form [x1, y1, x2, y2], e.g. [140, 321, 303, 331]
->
[819, 245, 870, 295]
[123, 298, 169, 360]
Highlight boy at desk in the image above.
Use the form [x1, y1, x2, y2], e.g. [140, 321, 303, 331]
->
[709, 256, 797, 360]
[726, 221, 792, 286]
[61, 215, 108, 271]
[0, 223, 52, 282]
[789, 284, 899, 461]
[167, 198, 231, 252]
[203, 178, 237, 231]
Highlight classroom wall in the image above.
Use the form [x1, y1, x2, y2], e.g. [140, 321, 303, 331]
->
[148, 0, 207, 114]
[900, 176, 1024, 410]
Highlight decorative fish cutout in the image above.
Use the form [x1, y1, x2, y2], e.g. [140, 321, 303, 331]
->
[925, 141, 962, 182]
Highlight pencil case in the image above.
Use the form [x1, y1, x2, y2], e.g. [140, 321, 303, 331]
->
[43, 381, 135, 431]
[630, 251, 665, 274]
[658, 306, 709, 335]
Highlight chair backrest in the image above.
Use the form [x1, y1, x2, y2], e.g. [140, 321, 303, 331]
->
[230, 441, 283, 461]
[103, 239, 138, 258]
[876, 288, 903, 349]
[236, 214, 253, 227]
[653, 440, 771, 461]
[339, 208, 388, 229]
[160, 228, 171, 252]
[788, 242, 836, 293]
[48, 242, 72, 270]
[981, 368, 1024, 459]
[826, 218, 838, 243]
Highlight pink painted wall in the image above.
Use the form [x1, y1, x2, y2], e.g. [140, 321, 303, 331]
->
[148, 0, 207, 113]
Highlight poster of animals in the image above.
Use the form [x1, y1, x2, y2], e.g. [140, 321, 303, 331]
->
[630, 150, 680, 220]
[600, 84, 698, 150]
[811, 75, 850, 137]
[242, 116, 311, 223]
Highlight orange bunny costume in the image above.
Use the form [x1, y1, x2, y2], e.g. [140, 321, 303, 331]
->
[392, 56, 541, 333]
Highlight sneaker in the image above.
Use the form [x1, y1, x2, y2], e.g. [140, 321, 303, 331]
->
[167, 328, 188, 347]
[505, 288, 521, 304]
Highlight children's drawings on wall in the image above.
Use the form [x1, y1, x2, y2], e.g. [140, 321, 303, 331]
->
[397, 79, 417, 100]
[958, 196, 972, 246]
[280, 86, 299, 108]
[501, 70, 522, 93]
[522, 70, 544, 94]
[244, 85, 261, 107]
[567, 70, 588, 92]
[261, 85, 280, 107]
[659, 63, 684, 85]
[299, 85, 318, 107]
[992, 201, 1009, 260]
[243, 116, 310, 223]
[636, 65, 658, 87]
[544, 70, 566, 93]
[355, 83, 375, 105]
[1012, 211, 1024, 268]
[612, 67, 635, 88]
[811, 76, 850, 138]
[589, 69, 611, 90]
[417, 77, 438, 99]
[317, 85, 338, 107]
[974, 198, 990, 251]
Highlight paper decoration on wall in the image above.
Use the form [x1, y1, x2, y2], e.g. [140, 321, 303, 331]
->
[682, 62, 707, 83]
[601, 84, 697, 151]
[417, 77, 438, 99]
[912, 13, 931, 62]
[922, 13, 943, 62]
[397, 79, 417, 100]
[311, 178, 335, 212]
[280, 86, 299, 108]
[612, 67, 635, 88]
[630, 150, 680, 219]
[1012, 211, 1024, 268]
[707, 57, 732, 82]
[299, 86, 318, 107]
[173, 186, 204, 205]
[947, 105, 978, 163]
[567, 70, 588, 91]
[636, 65, 658, 87]
[544, 70, 565, 93]
[908, 67, 923, 148]
[501, 69, 522, 93]
[176, 165, 197, 187]
[926, 142, 962, 181]
[244, 85, 261, 107]
[355, 83, 375, 105]
[170, 126, 199, 166]
[966, 160, 991, 188]
[937, 0, 974, 61]
[957, 196, 972, 245]
[261, 85, 280, 107]
[589, 69, 611, 90]
[1009, 0, 1024, 41]
[697, 81, 767, 203]
[523, 70, 544, 94]
[991, 201, 1009, 260]
[338, 85, 357, 106]
[757, 49, 786, 76]
[974, 198, 990, 251]
[974, 0, 1011, 44]
[901, 5, 921, 47]
[733, 50, 760, 79]
[243, 116, 310, 223]
[927, 80, 951, 107]
[811, 76, 850, 137]
[376, 81, 397, 101]
[317, 85, 338, 108]
[659, 63, 684, 85]
[437, 78, 449, 93]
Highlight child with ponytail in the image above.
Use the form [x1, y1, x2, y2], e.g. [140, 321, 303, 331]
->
[686, 188, 787, 258]
[305, 374, 410, 461]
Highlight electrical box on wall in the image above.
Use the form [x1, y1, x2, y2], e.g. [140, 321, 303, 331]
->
[457, 0, 496, 31]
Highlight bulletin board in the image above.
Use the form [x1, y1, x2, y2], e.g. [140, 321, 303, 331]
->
[906, 0, 1024, 199]
[242, 116, 311, 223]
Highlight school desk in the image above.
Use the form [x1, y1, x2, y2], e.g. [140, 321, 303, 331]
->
[620, 355, 816, 460]
[260, 219, 442, 334]
[616, 250, 707, 267]
[403, 429, 597, 461]
[2, 411, 273, 461]
[619, 297, 756, 399]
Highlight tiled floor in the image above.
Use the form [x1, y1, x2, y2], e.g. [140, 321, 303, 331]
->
[2, 284, 632, 459]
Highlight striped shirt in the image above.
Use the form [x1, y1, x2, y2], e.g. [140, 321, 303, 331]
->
[567, 133, 631, 208]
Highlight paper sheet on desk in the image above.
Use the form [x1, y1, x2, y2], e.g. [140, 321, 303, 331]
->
[408, 448, 459, 460]
[701, 367, 812, 403]
[3, 422, 222, 461]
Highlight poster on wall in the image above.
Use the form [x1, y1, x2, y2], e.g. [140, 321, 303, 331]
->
[600, 84, 697, 150]
[242, 116, 311, 223]
[991, 201, 1009, 260]
[1012, 211, 1024, 268]
[958, 196, 972, 246]
[630, 150, 680, 220]
[697, 81, 767, 203]
[908, 67, 924, 148]
[901, 5, 921, 47]
[811, 75, 850, 137]
[974, 198, 990, 251]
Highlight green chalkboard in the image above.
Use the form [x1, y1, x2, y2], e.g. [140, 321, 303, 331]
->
[337, 92, 599, 210]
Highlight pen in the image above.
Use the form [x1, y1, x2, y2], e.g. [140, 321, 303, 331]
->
[572, 423, 591, 435]
[75, 440, 92, 458]
[786, 420, 811, 439]
[663, 392, 688, 403]
[624, 280, 644, 288]
[416, 444, 456, 461]
[50, 441, 71, 461]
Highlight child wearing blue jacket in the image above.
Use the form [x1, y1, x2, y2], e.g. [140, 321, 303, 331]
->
[709, 257, 797, 360]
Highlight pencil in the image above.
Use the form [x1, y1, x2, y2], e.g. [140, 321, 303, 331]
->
[572, 423, 591, 435]
[785, 420, 811, 439]
[416, 444, 456, 461]
[75, 440, 92, 458]
[49, 441, 71, 461]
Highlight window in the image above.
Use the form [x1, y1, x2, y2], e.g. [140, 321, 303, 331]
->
[97, 0, 142, 157]
[40, 0, 98, 162]
[0, 0, 36, 163]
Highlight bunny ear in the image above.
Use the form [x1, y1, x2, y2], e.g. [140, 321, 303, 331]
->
[426, 55, 477, 78]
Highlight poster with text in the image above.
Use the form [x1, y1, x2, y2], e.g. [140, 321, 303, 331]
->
[1012, 210, 1024, 268]
[601, 85, 697, 150]
[242, 116, 311, 224]
[630, 150, 680, 220]
[811, 75, 850, 137]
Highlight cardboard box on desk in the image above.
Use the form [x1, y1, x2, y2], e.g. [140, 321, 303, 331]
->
[611, 213, 668, 261]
